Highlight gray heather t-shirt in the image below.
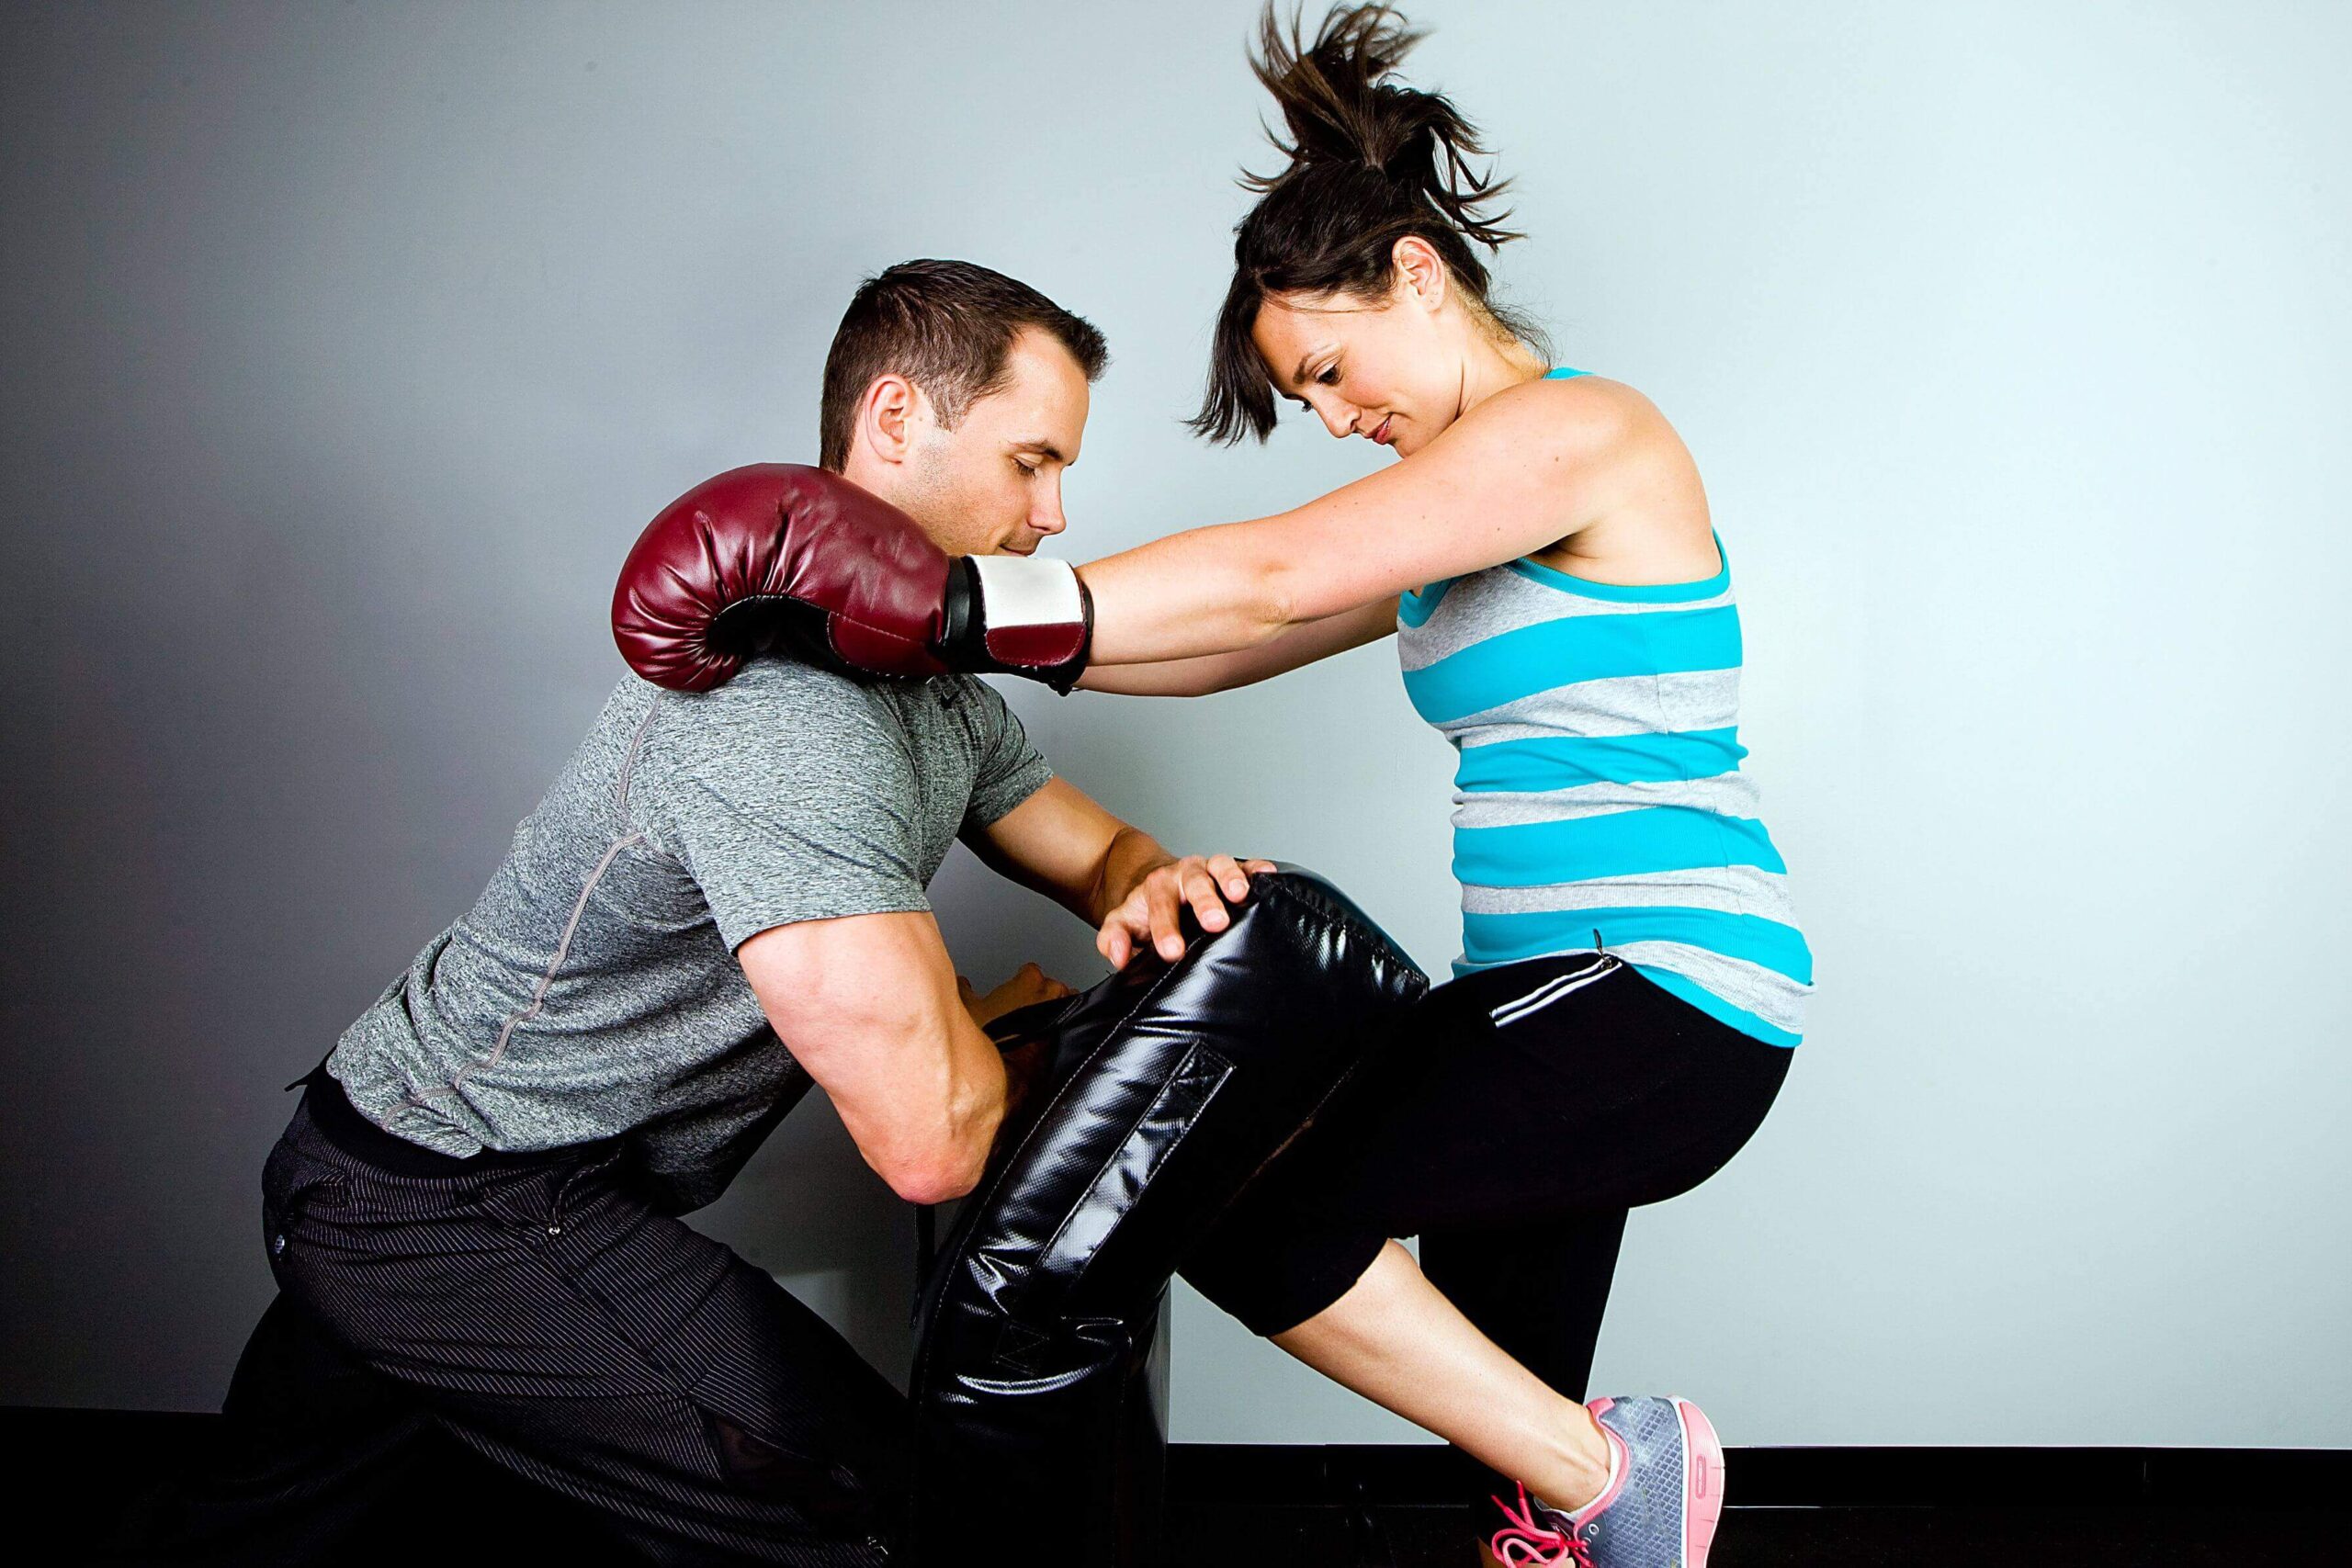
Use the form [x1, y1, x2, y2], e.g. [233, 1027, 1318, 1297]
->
[326, 661, 1052, 1211]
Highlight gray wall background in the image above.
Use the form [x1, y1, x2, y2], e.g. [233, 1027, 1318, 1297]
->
[5, 0, 2347, 1448]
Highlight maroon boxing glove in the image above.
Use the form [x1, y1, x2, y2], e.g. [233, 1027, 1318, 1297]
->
[610, 464, 1092, 693]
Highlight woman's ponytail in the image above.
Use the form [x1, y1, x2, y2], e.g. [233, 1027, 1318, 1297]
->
[1193, 4, 1544, 445]
[1246, 3, 1519, 249]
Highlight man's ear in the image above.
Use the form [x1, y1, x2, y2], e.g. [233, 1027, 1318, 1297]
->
[1392, 235, 1449, 314]
[854, 373, 923, 466]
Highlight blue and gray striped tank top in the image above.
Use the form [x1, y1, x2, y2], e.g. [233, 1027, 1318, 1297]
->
[1395, 368, 1812, 1046]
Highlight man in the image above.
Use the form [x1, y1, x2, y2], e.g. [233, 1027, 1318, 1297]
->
[155, 260, 1263, 1565]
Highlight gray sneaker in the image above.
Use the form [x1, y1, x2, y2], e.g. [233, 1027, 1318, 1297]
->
[1484, 1395, 1726, 1568]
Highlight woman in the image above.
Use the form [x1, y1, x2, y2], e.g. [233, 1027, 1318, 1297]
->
[1073, 6, 1814, 1564]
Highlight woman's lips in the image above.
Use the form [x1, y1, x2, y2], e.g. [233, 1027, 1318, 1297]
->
[1372, 415, 1394, 445]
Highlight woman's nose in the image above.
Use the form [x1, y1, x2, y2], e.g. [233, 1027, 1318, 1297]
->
[1314, 400, 1357, 440]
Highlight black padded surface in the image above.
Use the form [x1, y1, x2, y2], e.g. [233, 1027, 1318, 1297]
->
[907, 867, 1428, 1565]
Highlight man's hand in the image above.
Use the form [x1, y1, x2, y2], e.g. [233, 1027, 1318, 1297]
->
[1096, 854, 1276, 969]
[958, 964, 1073, 1127]
[958, 963, 1075, 1030]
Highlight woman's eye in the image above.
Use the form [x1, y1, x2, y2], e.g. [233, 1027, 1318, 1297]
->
[1316, 365, 1340, 386]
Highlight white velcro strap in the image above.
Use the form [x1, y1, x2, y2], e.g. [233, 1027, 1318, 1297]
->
[967, 554, 1086, 629]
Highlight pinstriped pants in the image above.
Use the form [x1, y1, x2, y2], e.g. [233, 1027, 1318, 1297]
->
[178, 1083, 905, 1564]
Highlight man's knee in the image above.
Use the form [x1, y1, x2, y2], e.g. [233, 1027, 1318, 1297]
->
[706, 1411, 902, 1543]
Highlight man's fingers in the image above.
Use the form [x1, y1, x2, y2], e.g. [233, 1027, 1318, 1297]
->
[1147, 880, 1186, 960]
[1206, 852, 1250, 901]
[1104, 896, 1153, 969]
[1185, 865, 1231, 931]
[1102, 852, 1287, 973]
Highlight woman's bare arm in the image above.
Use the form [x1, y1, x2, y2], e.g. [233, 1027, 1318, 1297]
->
[1079, 376, 1644, 665]
[1075, 597, 1397, 696]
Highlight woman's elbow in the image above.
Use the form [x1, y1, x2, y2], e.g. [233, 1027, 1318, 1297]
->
[1252, 557, 1312, 641]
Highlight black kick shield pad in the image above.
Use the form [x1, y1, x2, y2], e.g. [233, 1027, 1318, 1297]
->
[906, 866, 1428, 1564]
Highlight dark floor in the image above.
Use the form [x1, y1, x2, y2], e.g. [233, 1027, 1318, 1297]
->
[1170, 1502, 2352, 1566]
[9, 1409, 2346, 1565]
[36, 1505, 2352, 1566]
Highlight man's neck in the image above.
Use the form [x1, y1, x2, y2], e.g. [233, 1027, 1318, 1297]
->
[835, 452, 891, 502]
[835, 453, 959, 554]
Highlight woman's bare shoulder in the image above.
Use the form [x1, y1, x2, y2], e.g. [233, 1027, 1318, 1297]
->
[1457, 371, 1669, 460]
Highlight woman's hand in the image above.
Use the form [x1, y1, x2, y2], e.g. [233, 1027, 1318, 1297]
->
[957, 963, 1075, 1030]
[1096, 853, 1277, 969]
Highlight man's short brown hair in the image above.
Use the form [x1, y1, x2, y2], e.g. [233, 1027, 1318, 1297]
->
[818, 259, 1110, 471]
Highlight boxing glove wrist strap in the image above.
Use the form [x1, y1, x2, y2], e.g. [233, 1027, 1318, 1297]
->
[951, 556, 1094, 692]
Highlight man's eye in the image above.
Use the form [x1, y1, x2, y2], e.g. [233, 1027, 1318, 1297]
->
[1012, 458, 1040, 476]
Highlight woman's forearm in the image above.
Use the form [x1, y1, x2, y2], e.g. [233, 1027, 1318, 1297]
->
[1077, 599, 1398, 696]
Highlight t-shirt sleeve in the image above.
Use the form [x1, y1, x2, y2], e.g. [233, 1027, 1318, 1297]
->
[639, 679, 933, 950]
[958, 680, 1055, 835]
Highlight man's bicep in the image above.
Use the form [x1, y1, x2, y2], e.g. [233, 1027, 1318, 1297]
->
[738, 909, 999, 1202]
[965, 777, 1126, 915]
[737, 910, 956, 1093]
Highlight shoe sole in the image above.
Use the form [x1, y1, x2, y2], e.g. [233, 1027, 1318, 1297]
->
[1675, 1397, 1724, 1568]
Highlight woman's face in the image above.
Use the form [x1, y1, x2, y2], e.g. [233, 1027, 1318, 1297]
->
[1249, 251, 1464, 457]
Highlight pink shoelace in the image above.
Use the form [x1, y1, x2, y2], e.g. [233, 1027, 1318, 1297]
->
[1487, 1482, 1593, 1567]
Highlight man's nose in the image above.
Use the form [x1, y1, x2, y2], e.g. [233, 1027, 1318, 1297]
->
[1030, 473, 1069, 536]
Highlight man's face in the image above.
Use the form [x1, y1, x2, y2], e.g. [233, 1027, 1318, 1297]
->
[897, 327, 1091, 558]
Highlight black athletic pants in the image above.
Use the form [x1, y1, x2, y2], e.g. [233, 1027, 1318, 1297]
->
[1184, 951, 1792, 1425]
[125, 1074, 905, 1565]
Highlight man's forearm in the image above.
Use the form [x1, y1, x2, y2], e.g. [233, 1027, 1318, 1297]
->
[1086, 825, 1174, 926]
[936, 1024, 1012, 1192]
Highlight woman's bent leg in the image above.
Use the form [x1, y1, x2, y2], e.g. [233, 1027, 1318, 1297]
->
[1422, 1209, 1627, 1407]
[1182, 954, 1791, 1516]
[1270, 1240, 1616, 1509]
[1424, 1209, 1629, 1546]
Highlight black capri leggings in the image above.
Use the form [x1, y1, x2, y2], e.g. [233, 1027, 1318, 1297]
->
[1182, 951, 1792, 1405]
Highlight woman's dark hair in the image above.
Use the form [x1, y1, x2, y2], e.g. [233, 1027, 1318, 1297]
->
[1192, 3, 1544, 445]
